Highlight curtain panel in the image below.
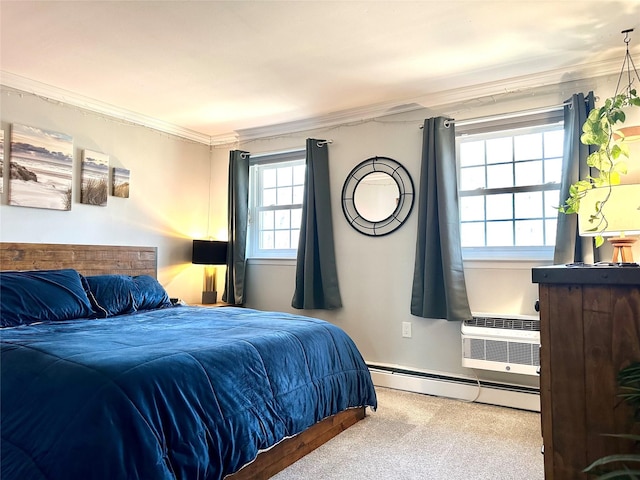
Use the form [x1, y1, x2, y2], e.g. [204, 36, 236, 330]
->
[222, 150, 250, 305]
[292, 139, 342, 310]
[553, 92, 598, 264]
[410, 117, 472, 322]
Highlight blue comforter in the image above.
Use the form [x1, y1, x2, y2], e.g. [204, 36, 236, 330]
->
[0, 306, 377, 479]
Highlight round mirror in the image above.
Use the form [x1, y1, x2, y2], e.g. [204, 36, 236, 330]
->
[353, 172, 400, 222]
[342, 156, 414, 236]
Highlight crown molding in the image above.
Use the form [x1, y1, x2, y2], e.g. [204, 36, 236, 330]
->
[0, 56, 625, 146]
[0, 71, 215, 145]
[236, 57, 624, 141]
[209, 132, 239, 147]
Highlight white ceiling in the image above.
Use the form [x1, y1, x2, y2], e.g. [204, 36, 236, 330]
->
[1, 1, 640, 142]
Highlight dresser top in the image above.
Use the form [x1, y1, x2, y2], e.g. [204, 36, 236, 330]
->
[532, 264, 640, 286]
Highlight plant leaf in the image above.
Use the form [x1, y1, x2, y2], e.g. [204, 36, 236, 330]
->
[589, 470, 640, 480]
[610, 171, 622, 185]
[584, 454, 640, 469]
[601, 433, 640, 441]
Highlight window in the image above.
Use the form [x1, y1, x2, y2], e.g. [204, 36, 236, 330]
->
[248, 150, 306, 258]
[456, 111, 564, 259]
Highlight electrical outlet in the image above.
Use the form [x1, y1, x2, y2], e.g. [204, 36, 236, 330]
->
[402, 321, 412, 338]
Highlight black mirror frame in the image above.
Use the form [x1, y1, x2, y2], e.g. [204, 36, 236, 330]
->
[341, 156, 415, 236]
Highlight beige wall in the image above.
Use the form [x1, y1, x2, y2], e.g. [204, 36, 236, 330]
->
[0, 86, 228, 303]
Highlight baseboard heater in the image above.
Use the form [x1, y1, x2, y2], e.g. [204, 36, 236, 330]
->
[367, 363, 540, 411]
[462, 313, 540, 376]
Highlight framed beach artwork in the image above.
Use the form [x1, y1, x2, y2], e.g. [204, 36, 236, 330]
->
[0, 130, 4, 194]
[112, 167, 130, 198]
[81, 149, 109, 206]
[9, 124, 73, 211]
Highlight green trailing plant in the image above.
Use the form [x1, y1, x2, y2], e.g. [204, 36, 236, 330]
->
[584, 362, 640, 479]
[559, 90, 640, 247]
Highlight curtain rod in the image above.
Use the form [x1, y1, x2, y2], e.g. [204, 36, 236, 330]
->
[418, 102, 571, 129]
[250, 147, 305, 159]
[248, 139, 333, 158]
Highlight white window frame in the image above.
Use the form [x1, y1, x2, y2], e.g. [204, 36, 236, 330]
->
[456, 109, 565, 261]
[248, 149, 306, 259]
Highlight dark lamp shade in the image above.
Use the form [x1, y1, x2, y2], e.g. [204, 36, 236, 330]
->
[192, 240, 228, 265]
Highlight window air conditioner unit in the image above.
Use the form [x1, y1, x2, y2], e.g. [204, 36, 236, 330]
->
[461, 313, 540, 376]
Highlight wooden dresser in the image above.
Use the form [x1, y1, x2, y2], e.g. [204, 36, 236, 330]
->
[532, 265, 640, 479]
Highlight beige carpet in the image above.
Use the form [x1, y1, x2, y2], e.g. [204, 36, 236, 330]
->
[273, 387, 544, 480]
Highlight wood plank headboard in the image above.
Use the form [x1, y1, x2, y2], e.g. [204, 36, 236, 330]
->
[0, 243, 158, 278]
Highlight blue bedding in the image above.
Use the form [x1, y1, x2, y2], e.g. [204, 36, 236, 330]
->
[0, 306, 377, 480]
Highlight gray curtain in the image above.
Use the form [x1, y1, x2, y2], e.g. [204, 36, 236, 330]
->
[292, 139, 342, 310]
[553, 92, 598, 264]
[411, 117, 472, 322]
[222, 150, 250, 305]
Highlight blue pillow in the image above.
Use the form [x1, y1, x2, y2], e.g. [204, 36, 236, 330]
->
[84, 274, 171, 317]
[132, 275, 172, 311]
[0, 269, 95, 327]
[84, 275, 137, 317]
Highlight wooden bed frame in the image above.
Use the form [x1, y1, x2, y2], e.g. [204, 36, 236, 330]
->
[0, 242, 366, 479]
[0, 242, 158, 277]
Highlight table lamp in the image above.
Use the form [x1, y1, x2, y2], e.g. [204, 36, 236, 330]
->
[192, 239, 228, 304]
[578, 184, 640, 263]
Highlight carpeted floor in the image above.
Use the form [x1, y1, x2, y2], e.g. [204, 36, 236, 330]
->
[273, 387, 544, 480]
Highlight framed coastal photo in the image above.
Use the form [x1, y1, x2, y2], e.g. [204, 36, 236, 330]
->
[0, 130, 4, 194]
[9, 124, 73, 211]
[81, 149, 109, 206]
[112, 167, 130, 198]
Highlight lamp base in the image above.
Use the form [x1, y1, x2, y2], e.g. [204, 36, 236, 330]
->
[608, 236, 637, 263]
[202, 291, 218, 304]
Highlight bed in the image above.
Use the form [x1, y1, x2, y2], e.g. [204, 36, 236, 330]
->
[0, 243, 377, 480]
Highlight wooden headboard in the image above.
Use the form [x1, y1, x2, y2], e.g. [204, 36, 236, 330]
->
[0, 243, 157, 278]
